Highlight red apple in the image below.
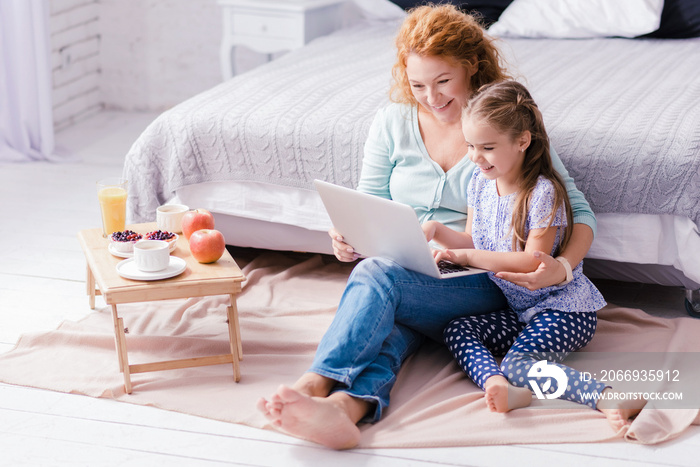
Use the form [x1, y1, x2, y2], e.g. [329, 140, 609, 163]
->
[181, 208, 215, 240]
[189, 229, 226, 263]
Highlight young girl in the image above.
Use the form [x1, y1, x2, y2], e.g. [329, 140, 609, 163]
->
[422, 80, 645, 431]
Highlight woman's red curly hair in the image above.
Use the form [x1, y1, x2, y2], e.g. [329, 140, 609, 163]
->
[390, 4, 511, 105]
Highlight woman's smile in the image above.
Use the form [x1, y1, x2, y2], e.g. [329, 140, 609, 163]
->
[406, 54, 470, 123]
[432, 99, 454, 111]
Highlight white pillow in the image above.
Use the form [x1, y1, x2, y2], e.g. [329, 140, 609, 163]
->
[488, 0, 665, 39]
[353, 0, 406, 22]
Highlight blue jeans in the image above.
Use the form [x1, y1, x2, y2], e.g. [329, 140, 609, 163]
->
[308, 257, 508, 422]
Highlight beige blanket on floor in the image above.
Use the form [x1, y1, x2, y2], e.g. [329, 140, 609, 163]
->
[1, 252, 698, 447]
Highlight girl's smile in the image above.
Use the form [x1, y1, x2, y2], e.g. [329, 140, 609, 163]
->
[462, 117, 529, 195]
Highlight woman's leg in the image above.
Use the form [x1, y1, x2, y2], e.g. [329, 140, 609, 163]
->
[309, 258, 508, 419]
[257, 386, 367, 450]
[259, 258, 507, 447]
[444, 310, 532, 412]
[257, 324, 417, 450]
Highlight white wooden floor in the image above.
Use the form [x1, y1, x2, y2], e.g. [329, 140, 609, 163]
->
[0, 111, 698, 466]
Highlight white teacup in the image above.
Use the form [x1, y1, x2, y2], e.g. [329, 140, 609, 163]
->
[133, 240, 170, 272]
[156, 204, 189, 233]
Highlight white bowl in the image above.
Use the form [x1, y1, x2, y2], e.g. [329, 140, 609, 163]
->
[144, 230, 178, 252]
[109, 231, 143, 254]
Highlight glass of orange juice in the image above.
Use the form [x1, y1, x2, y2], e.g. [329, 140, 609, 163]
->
[97, 178, 128, 237]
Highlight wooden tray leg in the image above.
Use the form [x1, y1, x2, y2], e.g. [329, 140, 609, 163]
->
[87, 263, 96, 310]
[111, 304, 133, 394]
[229, 293, 242, 360]
[227, 294, 241, 382]
[231, 295, 243, 360]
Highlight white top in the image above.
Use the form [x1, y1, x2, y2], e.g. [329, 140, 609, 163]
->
[468, 169, 607, 323]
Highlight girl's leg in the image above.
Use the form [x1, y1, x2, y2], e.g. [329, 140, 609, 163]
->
[501, 311, 605, 408]
[597, 390, 647, 431]
[501, 310, 606, 409]
[501, 311, 646, 429]
[444, 309, 523, 389]
[444, 310, 533, 412]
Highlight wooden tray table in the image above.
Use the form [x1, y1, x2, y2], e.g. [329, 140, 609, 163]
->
[78, 222, 246, 393]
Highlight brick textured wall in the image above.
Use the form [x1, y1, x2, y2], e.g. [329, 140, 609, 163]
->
[50, 0, 101, 131]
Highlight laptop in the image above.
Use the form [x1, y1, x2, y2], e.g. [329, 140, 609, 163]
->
[314, 179, 487, 279]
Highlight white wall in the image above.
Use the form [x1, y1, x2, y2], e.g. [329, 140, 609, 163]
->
[50, 0, 222, 130]
[99, 0, 222, 112]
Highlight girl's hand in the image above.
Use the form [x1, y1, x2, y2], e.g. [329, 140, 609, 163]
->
[433, 248, 468, 265]
[328, 228, 359, 262]
[421, 221, 439, 242]
[495, 250, 566, 290]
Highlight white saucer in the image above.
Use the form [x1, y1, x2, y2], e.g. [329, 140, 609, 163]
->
[108, 243, 133, 258]
[109, 239, 177, 258]
[116, 256, 187, 281]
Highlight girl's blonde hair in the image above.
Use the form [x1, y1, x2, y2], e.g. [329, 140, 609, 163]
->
[390, 4, 511, 105]
[463, 80, 573, 253]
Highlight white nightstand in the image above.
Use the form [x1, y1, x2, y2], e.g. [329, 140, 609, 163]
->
[218, 0, 346, 80]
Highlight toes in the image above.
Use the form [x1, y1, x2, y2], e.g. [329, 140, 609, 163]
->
[257, 396, 284, 421]
[604, 409, 631, 431]
[485, 397, 496, 412]
[268, 401, 283, 417]
[256, 397, 270, 416]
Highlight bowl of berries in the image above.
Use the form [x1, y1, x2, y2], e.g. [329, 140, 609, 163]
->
[109, 230, 143, 256]
[145, 230, 178, 252]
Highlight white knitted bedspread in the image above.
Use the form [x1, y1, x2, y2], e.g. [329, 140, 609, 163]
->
[123, 22, 700, 228]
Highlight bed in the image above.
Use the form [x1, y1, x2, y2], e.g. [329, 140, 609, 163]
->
[123, 0, 700, 314]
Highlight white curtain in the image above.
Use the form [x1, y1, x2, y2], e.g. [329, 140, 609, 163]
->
[0, 0, 56, 163]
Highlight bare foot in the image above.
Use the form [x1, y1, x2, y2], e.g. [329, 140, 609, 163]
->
[484, 375, 533, 413]
[598, 389, 646, 431]
[257, 385, 362, 450]
[257, 373, 337, 430]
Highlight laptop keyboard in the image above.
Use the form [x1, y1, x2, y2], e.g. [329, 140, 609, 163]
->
[437, 260, 471, 275]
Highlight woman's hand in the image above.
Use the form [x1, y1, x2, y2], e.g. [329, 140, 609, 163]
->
[328, 228, 359, 262]
[494, 250, 566, 290]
